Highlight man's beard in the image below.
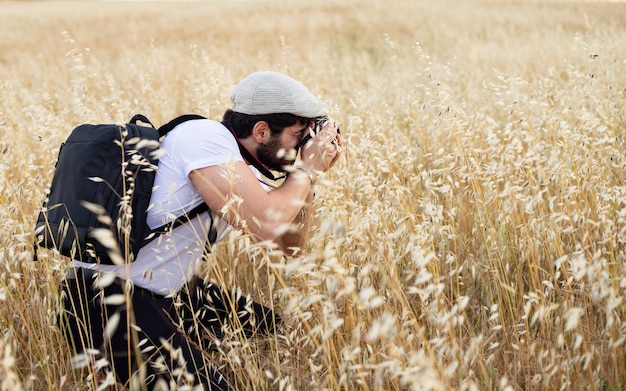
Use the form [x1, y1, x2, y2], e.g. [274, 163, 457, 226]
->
[257, 134, 296, 172]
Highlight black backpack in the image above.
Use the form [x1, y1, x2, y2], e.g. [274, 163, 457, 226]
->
[34, 114, 214, 265]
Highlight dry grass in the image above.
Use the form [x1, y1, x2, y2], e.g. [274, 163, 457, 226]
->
[1, 0, 626, 389]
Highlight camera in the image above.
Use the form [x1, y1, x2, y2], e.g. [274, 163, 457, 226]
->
[297, 116, 340, 149]
[314, 116, 329, 132]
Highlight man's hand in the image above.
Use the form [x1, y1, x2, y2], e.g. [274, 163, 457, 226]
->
[300, 122, 342, 176]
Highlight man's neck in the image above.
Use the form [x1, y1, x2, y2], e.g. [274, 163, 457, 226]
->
[238, 136, 258, 162]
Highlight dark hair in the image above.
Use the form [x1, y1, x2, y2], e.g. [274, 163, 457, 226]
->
[222, 109, 313, 138]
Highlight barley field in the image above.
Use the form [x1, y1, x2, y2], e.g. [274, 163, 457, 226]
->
[1, 0, 626, 390]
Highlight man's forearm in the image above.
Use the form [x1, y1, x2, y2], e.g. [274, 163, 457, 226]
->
[275, 188, 315, 254]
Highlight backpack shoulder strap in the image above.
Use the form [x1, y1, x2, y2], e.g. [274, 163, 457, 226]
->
[141, 114, 215, 250]
[158, 114, 207, 137]
[143, 202, 216, 247]
[129, 114, 156, 129]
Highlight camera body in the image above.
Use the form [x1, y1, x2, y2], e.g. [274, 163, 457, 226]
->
[314, 116, 329, 132]
[297, 116, 340, 149]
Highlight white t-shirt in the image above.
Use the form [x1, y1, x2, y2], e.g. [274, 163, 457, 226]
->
[71, 119, 247, 295]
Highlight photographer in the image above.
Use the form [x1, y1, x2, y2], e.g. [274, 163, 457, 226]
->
[60, 71, 342, 390]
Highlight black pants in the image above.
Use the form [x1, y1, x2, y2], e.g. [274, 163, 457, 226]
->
[60, 268, 280, 390]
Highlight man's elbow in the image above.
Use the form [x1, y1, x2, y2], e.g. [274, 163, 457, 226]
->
[252, 221, 304, 254]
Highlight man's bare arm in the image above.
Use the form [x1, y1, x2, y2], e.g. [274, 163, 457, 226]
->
[190, 125, 341, 251]
[189, 161, 313, 245]
[273, 187, 315, 254]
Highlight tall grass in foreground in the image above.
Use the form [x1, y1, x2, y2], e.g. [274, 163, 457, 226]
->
[1, 0, 625, 389]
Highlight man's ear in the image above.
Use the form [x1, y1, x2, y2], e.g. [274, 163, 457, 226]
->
[252, 121, 271, 143]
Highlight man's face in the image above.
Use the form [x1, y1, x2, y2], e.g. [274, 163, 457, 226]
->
[257, 122, 310, 172]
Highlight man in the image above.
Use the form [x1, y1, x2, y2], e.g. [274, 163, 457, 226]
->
[60, 71, 342, 390]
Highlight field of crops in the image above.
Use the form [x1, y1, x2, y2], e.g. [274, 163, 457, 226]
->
[1, 0, 625, 389]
